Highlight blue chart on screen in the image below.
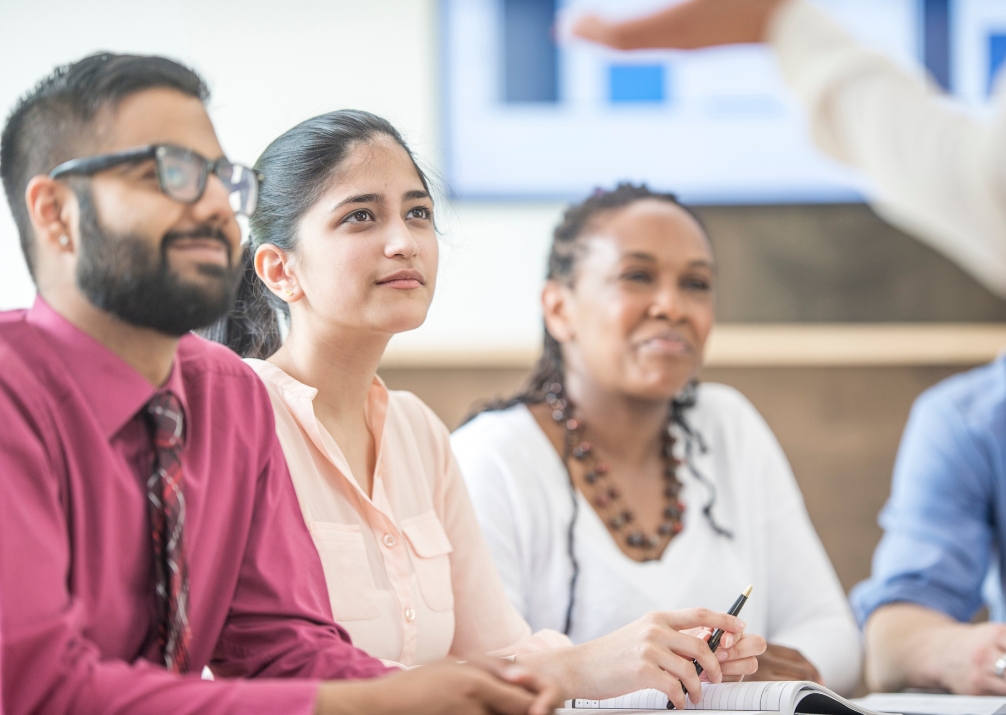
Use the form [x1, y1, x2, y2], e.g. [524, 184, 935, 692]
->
[441, 0, 1002, 205]
[609, 65, 666, 103]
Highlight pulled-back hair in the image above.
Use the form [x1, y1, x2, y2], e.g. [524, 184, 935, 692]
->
[466, 182, 703, 420]
[1, 52, 208, 281]
[202, 109, 431, 359]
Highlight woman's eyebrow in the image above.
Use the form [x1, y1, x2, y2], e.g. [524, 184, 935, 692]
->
[688, 259, 715, 269]
[621, 251, 657, 262]
[403, 189, 431, 202]
[330, 193, 383, 211]
[619, 254, 715, 268]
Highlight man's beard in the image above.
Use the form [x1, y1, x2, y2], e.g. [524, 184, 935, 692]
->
[74, 189, 242, 337]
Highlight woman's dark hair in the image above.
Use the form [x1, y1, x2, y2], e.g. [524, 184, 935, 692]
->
[464, 183, 728, 635]
[202, 109, 432, 358]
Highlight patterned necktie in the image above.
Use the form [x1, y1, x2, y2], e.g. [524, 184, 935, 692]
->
[144, 391, 192, 673]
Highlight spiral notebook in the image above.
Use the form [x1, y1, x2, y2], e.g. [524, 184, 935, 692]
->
[563, 680, 892, 715]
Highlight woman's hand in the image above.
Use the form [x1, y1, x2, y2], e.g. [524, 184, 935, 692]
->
[520, 608, 756, 711]
[569, 0, 787, 52]
[316, 659, 560, 715]
[468, 656, 565, 715]
[685, 628, 766, 682]
[748, 644, 822, 684]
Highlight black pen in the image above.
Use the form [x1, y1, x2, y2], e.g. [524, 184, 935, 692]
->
[694, 585, 752, 677]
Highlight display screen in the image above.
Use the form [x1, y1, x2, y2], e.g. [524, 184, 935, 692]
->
[441, 0, 1005, 204]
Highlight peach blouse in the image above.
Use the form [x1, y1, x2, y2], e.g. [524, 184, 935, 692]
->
[246, 359, 570, 666]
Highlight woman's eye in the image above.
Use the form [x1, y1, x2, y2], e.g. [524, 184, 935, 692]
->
[683, 277, 712, 291]
[621, 270, 652, 283]
[407, 206, 432, 220]
[344, 209, 374, 224]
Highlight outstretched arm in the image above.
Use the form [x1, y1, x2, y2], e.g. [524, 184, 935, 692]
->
[571, 0, 784, 51]
[573, 0, 1006, 297]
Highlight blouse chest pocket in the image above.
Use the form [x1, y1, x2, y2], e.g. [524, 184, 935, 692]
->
[401, 512, 455, 613]
[307, 522, 380, 621]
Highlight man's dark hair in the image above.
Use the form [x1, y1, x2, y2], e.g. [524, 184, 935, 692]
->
[0, 52, 209, 280]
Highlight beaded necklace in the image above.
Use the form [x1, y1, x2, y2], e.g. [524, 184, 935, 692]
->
[544, 382, 684, 561]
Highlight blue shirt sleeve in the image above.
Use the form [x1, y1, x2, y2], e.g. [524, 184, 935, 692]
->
[850, 384, 998, 626]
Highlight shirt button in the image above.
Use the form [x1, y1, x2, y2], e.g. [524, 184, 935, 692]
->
[404, 608, 416, 621]
[382, 533, 397, 547]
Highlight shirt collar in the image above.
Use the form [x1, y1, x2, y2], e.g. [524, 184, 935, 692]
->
[250, 359, 388, 415]
[26, 296, 189, 440]
[248, 358, 389, 474]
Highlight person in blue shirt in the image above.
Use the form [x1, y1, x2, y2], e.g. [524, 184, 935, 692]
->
[850, 358, 1006, 694]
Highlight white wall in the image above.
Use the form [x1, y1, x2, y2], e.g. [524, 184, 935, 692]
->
[0, 0, 561, 358]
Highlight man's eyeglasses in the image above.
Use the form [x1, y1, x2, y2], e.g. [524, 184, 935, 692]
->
[49, 144, 264, 217]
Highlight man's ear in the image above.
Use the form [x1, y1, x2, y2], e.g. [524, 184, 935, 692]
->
[25, 175, 78, 254]
[255, 243, 300, 302]
[542, 279, 575, 344]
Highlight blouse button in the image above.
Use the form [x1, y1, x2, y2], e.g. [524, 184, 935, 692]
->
[382, 533, 397, 547]
[404, 608, 416, 622]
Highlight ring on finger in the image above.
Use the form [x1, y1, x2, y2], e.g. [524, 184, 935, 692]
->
[994, 654, 1006, 678]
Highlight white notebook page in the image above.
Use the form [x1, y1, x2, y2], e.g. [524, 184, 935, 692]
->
[692, 682, 802, 711]
[572, 681, 804, 711]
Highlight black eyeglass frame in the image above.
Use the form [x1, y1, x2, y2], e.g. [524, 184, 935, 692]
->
[48, 144, 264, 216]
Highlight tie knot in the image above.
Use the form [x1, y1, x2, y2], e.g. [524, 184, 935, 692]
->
[146, 391, 185, 451]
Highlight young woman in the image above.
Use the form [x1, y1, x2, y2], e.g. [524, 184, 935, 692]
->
[209, 110, 764, 708]
[450, 185, 863, 696]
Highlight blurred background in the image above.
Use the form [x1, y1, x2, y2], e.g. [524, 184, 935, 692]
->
[2, 0, 1006, 595]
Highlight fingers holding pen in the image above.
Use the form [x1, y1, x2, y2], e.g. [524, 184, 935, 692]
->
[708, 632, 765, 681]
[673, 591, 763, 684]
[633, 641, 709, 709]
[717, 630, 738, 649]
[673, 631, 763, 685]
[553, 599, 755, 705]
[634, 613, 726, 683]
[639, 663, 691, 712]
[644, 632, 751, 707]
[673, 629, 726, 684]
[718, 633, 767, 663]
[629, 627, 737, 708]
[661, 607, 748, 637]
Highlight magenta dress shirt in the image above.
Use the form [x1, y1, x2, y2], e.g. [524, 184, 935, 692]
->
[0, 298, 391, 715]
[0, 596, 4, 715]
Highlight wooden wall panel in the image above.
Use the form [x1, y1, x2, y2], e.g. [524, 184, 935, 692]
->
[694, 204, 1006, 323]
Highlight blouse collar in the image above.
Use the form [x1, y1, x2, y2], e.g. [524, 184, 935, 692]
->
[246, 358, 389, 495]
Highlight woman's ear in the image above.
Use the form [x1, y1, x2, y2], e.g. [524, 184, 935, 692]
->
[542, 279, 575, 344]
[255, 243, 300, 302]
